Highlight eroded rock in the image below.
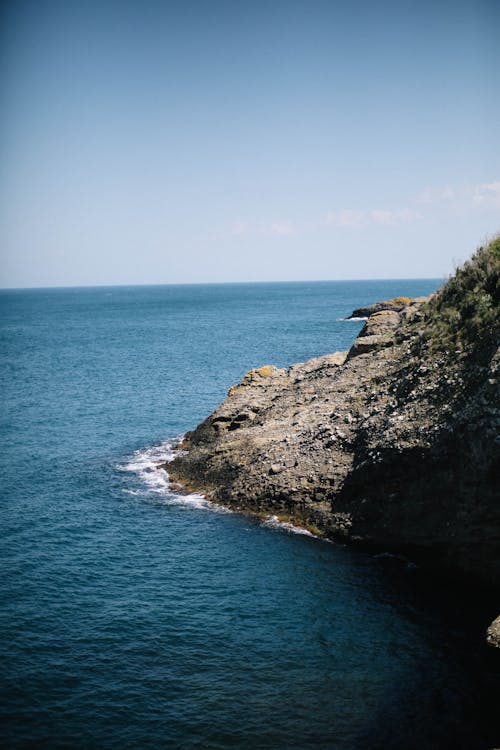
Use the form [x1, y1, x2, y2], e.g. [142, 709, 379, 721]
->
[487, 615, 500, 649]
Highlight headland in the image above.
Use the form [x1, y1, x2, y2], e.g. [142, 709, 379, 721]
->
[165, 238, 500, 643]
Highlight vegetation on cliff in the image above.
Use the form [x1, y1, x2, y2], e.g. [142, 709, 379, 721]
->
[414, 236, 499, 356]
[390, 237, 500, 421]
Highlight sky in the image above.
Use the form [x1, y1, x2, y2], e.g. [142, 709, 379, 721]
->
[1, 0, 499, 287]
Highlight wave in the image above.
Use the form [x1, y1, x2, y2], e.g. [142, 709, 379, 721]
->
[117, 437, 211, 510]
[262, 514, 316, 537]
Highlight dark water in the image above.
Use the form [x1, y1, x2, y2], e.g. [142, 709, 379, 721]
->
[1, 280, 497, 749]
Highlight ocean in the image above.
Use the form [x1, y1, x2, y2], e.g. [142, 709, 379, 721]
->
[0, 280, 496, 749]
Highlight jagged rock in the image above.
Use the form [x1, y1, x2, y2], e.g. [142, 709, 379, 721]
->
[487, 615, 500, 648]
[346, 310, 407, 359]
[347, 333, 394, 359]
[228, 364, 286, 397]
[360, 309, 401, 336]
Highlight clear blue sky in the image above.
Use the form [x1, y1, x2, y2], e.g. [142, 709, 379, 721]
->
[1, 0, 499, 287]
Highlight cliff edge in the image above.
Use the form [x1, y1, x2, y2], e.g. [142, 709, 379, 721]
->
[167, 238, 500, 627]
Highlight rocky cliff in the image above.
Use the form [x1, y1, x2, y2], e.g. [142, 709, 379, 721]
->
[166, 238, 500, 633]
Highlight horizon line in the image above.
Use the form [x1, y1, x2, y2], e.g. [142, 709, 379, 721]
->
[0, 275, 444, 292]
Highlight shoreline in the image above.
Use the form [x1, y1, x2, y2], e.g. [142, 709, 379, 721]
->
[162, 456, 328, 538]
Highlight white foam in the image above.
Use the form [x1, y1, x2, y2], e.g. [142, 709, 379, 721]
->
[342, 316, 368, 322]
[262, 515, 316, 537]
[117, 436, 214, 510]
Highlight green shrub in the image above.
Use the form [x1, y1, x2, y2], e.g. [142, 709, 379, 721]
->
[415, 236, 500, 356]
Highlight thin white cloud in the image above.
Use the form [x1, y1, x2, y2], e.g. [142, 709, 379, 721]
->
[370, 208, 421, 225]
[369, 210, 394, 226]
[472, 181, 500, 207]
[230, 220, 296, 237]
[415, 180, 500, 209]
[269, 221, 296, 236]
[325, 210, 365, 228]
[231, 220, 250, 235]
[416, 186, 456, 204]
[231, 180, 498, 240]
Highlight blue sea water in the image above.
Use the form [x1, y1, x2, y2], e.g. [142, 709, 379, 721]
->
[0, 280, 497, 749]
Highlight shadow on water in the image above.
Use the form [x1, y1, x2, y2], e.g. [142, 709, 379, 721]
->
[349, 553, 500, 750]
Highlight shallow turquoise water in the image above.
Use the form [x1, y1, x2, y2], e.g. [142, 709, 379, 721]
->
[1, 280, 496, 748]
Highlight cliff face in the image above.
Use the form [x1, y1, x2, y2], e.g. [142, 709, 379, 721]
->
[167, 239, 500, 590]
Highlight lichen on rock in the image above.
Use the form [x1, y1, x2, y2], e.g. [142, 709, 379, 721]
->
[228, 364, 285, 397]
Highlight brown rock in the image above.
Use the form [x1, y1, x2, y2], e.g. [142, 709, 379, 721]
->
[487, 615, 500, 648]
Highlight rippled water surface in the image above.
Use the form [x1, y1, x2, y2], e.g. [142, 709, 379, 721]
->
[1, 280, 497, 749]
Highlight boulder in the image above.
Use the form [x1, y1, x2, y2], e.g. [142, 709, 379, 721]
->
[487, 615, 500, 649]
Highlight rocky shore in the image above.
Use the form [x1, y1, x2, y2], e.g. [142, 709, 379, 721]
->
[165, 239, 500, 643]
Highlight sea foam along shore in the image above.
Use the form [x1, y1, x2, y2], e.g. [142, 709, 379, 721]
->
[120, 438, 209, 510]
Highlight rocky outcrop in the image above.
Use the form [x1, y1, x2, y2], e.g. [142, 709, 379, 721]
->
[347, 296, 422, 319]
[487, 616, 500, 649]
[166, 239, 500, 639]
[346, 308, 401, 358]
